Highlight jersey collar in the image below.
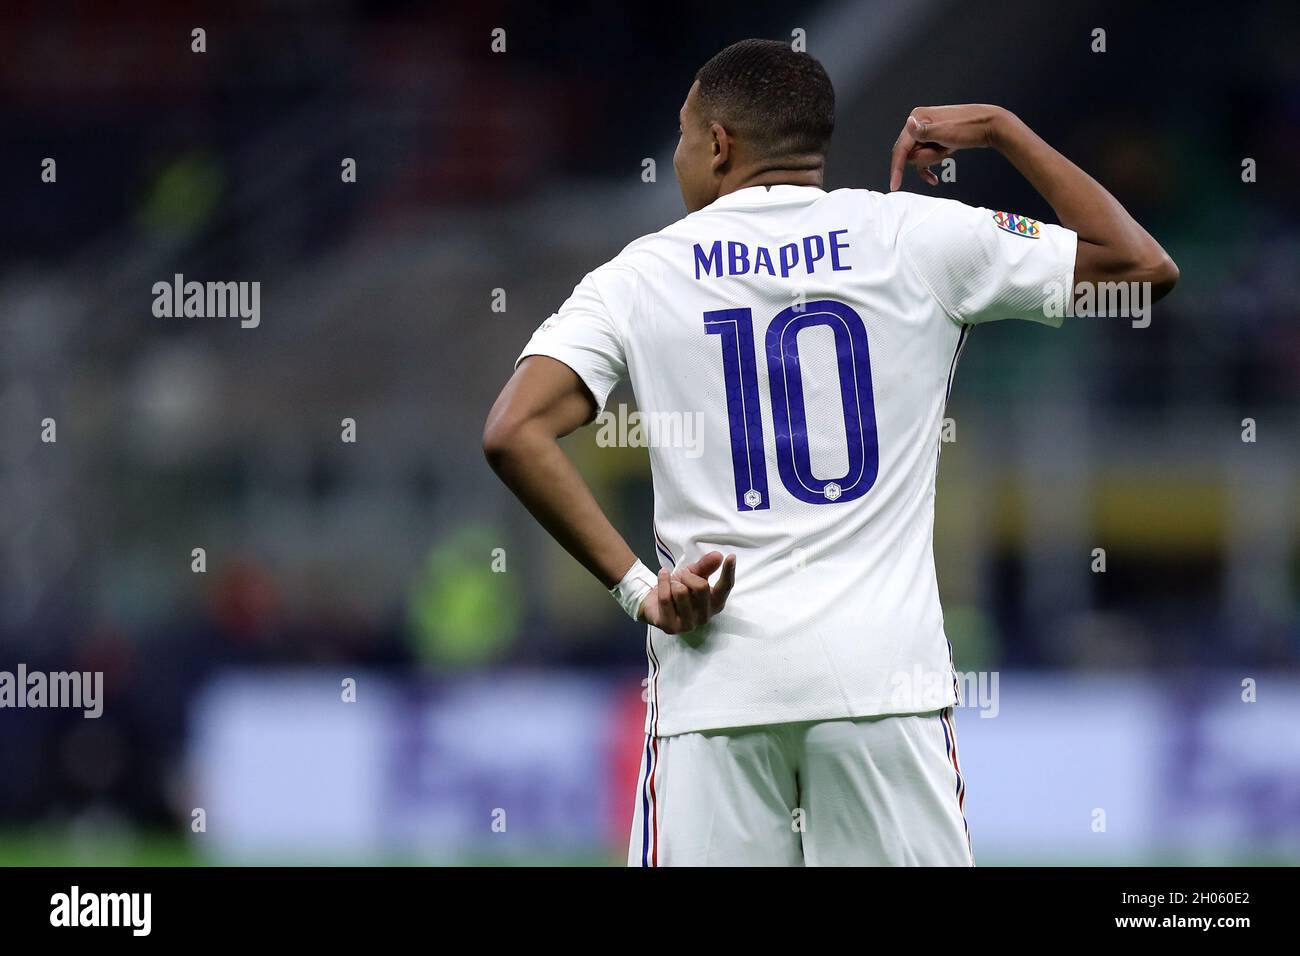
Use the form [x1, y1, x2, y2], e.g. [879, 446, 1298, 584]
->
[708, 184, 827, 209]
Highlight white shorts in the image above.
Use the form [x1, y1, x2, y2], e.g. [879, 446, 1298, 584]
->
[628, 708, 973, 866]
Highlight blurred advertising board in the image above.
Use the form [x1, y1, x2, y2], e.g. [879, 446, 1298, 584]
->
[189, 671, 1300, 864]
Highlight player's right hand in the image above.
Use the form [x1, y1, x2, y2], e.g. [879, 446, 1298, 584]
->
[889, 104, 1011, 190]
[639, 552, 736, 635]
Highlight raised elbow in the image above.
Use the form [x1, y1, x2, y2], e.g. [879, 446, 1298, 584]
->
[1079, 240, 1180, 304]
[1140, 251, 1179, 302]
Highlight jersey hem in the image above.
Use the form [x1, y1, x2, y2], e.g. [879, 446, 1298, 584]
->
[647, 692, 961, 738]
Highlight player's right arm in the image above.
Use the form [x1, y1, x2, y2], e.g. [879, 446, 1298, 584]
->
[483, 355, 735, 634]
[889, 104, 1178, 302]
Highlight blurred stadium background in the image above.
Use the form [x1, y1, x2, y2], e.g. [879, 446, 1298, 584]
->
[1, 0, 1298, 865]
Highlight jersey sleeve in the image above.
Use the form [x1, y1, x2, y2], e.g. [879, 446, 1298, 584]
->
[898, 196, 1077, 328]
[515, 265, 630, 413]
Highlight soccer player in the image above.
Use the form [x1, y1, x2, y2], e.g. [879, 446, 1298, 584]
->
[483, 39, 1177, 866]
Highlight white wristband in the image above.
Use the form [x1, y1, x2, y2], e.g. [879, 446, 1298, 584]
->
[610, 559, 659, 622]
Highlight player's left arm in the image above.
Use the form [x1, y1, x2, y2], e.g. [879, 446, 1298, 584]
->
[890, 104, 1179, 303]
[483, 355, 735, 634]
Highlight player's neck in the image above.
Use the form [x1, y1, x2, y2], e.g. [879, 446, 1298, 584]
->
[720, 162, 825, 197]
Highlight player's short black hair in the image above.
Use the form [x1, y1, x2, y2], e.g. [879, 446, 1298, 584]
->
[694, 39, 835, 159]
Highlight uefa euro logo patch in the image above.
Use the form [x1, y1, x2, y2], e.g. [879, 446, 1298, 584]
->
[992, 210, 1041, 238]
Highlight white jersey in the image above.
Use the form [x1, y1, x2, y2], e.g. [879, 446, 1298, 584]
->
[518, 184, 1076, 736]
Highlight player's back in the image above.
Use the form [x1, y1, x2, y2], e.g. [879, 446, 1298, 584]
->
[519, 183, 1076, 735]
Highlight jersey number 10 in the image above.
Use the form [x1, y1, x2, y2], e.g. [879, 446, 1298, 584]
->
[704, 299, 879, 512]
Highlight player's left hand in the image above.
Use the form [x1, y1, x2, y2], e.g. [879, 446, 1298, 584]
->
[639, 552, 736, 634]
[889, 104, 1009, 190]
